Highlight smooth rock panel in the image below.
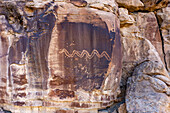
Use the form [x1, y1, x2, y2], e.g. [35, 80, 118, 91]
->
[47, 3, 122, 109]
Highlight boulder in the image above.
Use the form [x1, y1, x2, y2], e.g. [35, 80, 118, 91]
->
[141, 0, 169, 11]
[116, 0, 144, 11]
[126, 60, 170, 113]
[116, 0, 169, 11]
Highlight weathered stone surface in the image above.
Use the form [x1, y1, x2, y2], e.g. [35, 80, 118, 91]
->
[47, 2, 122, 109]
[119, 10, 166, 77]
[141, 0, 169, 11]
[70, 0, 88, 7]
[0, 0, 122, 112]
[88, 0, 119, 15]
[0, 0, 170, 113]
[119, 9, 164, 69]
[126, 60, 170, 113]
[114, 0, 170, 113]
[119, 6, 170, 113]
[118, 103, 127, 113]
[119, 8, 135, 27]
[121, 37, 166, 86]
[120, 11, 166, 72]
[135, 12, 164, 63]
[156, 3, 170, 71]
[116, 0, 144, 11]
[116, 0, 169, 11]
[164, 43, 170, 71]
[10, 63, 28, 105]
[0, 14, 13, 106]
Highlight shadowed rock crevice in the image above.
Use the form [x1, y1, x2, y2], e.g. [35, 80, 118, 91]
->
[119, 2, 170, 112]
[155, 12, 169, 71]
[0, 107, 12, 113]
[0, 3, 24, 33]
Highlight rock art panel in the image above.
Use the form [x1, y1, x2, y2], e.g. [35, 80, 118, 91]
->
[0, 1, 122, 112]
[47, 3, 122, 108]
[51, 22, 113, 91]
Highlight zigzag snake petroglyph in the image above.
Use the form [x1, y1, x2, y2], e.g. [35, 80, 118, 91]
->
[59, 48, 111, 61]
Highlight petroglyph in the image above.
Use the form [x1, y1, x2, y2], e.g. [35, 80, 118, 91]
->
[59, 48, 111, 61]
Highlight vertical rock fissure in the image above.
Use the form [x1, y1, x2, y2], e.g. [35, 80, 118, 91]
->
[155, 13, 169, 71]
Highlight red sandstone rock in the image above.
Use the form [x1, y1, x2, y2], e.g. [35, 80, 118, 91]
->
[0, 0, 122, 112]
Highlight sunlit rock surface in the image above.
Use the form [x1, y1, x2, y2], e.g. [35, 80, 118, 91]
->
[0, 0, 122, 112]
[156, 3, 170, 71]
[119, 1, 170, 113]
[0, 0, 170, 113]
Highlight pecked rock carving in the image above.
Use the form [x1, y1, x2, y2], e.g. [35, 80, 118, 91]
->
[0, 0, 122, 112]
[0, 0, 169, 113]
[59, 49, 112, 61]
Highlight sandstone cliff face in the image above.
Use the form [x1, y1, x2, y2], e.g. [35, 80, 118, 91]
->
[0, 0, 122, 112]
[0, 0, 169, 113]
[118, 0, 170, 113]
